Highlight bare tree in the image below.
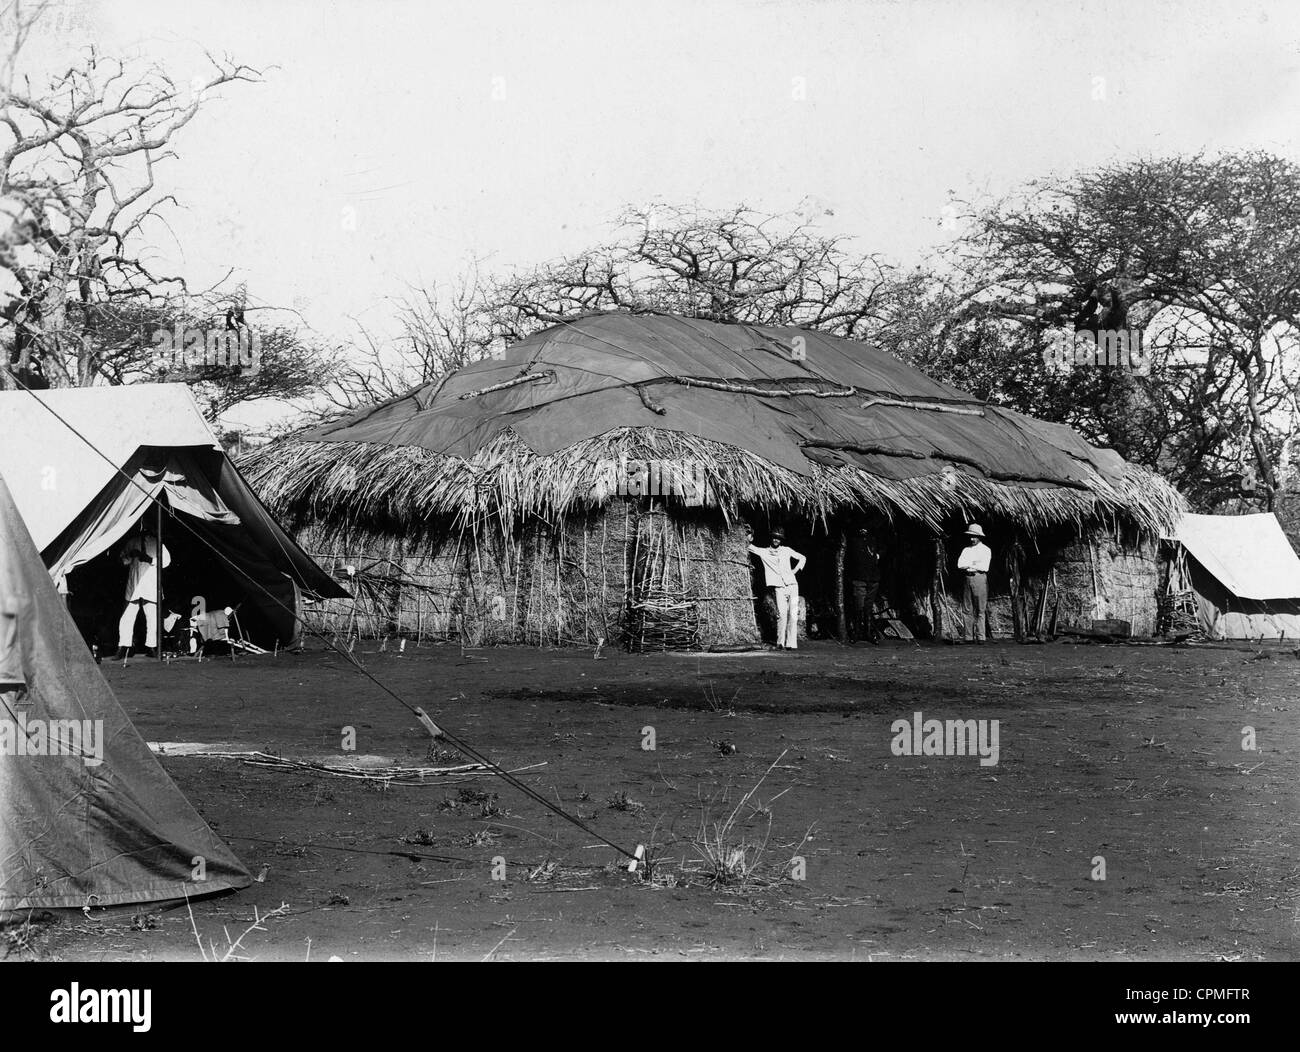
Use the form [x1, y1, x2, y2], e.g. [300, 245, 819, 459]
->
[321, 205, 925, 419]
[487, 203, 903, 340]
[327, 265, 494, 411]
[321, 204, 931, 424]
[0, 0, 260, 388]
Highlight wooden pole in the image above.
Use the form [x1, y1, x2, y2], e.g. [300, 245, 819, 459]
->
[833, 525, 847, 642]
[1008, 541, 1024, 643]
[156, 500, 163, 660]
[1034, 562, 1052, 636]
[931, 536, 946, 641]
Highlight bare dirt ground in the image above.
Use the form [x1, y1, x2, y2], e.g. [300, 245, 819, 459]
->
[16, 637, 1300, 961]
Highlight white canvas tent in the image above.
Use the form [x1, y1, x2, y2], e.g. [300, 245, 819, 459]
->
[1, 467, 250, 914]
[1165, 512, 1300, 640]
[0, 385, 347, 651]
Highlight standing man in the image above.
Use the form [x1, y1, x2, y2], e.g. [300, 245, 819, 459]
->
[957, 523, 991, 644]
[746, 527, 806, 650]
[845, 525, 882, 644]
[116, 529, 170, 659]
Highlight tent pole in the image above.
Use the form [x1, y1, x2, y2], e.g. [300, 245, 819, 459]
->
[156, 500, 163, 660]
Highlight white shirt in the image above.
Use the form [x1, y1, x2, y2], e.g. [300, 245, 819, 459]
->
[748, 544, 805, 587]
[124, 537, 171, 601]
[957, 541, 991, 574]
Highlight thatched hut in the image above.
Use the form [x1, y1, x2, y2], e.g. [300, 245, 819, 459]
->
[241, 313, 1184, 647]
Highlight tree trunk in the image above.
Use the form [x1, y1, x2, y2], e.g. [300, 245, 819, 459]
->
[1245, 335, 1278, 509]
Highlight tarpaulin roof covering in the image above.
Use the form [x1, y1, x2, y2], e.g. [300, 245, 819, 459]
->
[246, 313, 1184, 533]
[0, 469, 250, 914]
[308, 313, 1130, 482]
[0, 386, 348, 640]
[1170, 512, 1300, 600]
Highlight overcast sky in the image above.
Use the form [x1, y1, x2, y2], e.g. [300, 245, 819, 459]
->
[27, 0, 1300, 428]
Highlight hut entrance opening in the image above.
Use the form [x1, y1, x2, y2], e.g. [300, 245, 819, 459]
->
[746, 520, 841, 644]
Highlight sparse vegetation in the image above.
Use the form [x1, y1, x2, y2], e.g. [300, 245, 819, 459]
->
[185, 899, 291, 962]
[687, 751, 791, 890]
[607, 790, 644, 813]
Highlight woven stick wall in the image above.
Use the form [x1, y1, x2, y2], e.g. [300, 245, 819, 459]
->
[626, 505, 698, 651]
[293, 502, 758, 649]
[1156, 548, 1203, 637]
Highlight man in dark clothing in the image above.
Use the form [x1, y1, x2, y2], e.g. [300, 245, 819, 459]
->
[845, 525, 882, 644]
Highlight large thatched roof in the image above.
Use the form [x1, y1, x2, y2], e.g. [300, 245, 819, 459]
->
[242, 312, 1185, 535]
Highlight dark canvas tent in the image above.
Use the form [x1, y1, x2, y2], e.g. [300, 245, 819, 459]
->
[1, 468, 250, 915]
[1165, 512, 1300, 639]
[0, 384, 348, 650]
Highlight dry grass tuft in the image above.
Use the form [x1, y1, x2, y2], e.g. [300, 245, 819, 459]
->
[687, 751, 794, 891]
[607, 790, 645, 813]
[0, 912, 45, 958]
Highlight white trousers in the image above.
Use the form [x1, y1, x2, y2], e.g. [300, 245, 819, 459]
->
[119, 600, 158, 648]
[774, 584, 799, 648]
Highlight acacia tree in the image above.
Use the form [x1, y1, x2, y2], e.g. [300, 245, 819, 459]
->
[327, 265, 494, 410]
[942, 152, 1300, 510]
[488, 203, 904, 340]
[326, 204, 924, 415]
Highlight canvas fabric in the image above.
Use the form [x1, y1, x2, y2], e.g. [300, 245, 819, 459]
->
[0, 470, 251, 914]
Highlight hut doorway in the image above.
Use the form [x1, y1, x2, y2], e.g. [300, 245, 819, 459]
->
[834, 518, 939, 642]
[746, 520, 840, 644]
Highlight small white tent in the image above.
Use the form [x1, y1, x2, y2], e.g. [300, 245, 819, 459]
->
[0, 385, 347, 650]
[1166, 512, 1300, 640]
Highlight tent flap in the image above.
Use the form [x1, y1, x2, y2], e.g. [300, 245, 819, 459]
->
[45, 450, 241, 585]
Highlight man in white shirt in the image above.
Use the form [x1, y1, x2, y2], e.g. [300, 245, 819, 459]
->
[116, 531, 171, 658]
[956, 523, 991, 643]
[746, 527, 806, 649]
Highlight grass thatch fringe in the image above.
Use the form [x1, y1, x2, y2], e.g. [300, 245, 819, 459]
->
[241, 426, 1185, 541]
